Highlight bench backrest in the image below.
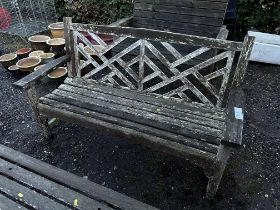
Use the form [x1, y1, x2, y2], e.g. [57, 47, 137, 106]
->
[132, 0, 229, 38]
[64, 18, 254, 108]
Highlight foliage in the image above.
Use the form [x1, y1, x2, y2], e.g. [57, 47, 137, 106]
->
[55, 0, 133, 25]
[238, 0, 280, 34]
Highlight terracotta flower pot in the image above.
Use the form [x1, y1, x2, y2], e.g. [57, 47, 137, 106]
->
[8, 65, 20, 76]
[16, 57, 41, 72]
[0, 53, 17, 69]
[34, 64, 45, 71]
[29, 50, 44, 58]
[28, 35, 51, 52]
[48, 22, 64, 38]
[39, 53, 55, 64]
[47, 67, 67, 82]
[47, 38, 65, 56]
[16, 48, 32, 59]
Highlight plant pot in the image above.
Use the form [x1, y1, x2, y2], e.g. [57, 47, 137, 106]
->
[80, 32, 114, 45]
[28, 35, 51, 52]
[16, 57, 41, 72]
[34, 64, 45, 71]
[0, 53, 17, 69]
[47, 38, 65, 56]
[47, 67, 67, 82]
[48, 22, 64, 38]
[16, 48, 32, 59]
[39, 53, 55, 64]
[29, 50, 44, 58]
[8, 65, 20, 77]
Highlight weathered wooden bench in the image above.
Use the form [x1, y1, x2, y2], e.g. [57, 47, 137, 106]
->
[0, 144, 158, 210]
[14, 17, 254, 198]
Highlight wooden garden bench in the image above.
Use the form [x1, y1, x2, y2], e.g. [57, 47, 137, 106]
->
[0, 144, 158, 210]
[14, 17, 254, 198]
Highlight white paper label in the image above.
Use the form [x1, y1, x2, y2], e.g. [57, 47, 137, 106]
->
[234, 107, 244, 120]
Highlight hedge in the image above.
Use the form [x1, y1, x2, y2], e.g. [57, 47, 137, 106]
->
[55, 0, 280, 34]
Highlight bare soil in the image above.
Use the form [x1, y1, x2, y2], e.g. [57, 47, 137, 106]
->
[0, 36, 280, 209]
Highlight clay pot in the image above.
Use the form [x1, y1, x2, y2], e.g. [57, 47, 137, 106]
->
[28, 35, 51, 52]
[16, 48, 32, 59]
[39, 53, 55, 64]
[0, 53, 17, 69]
[84, 45, 104, 56]
[8, 65, 20, 76]
[47, 67, 67, 82]
[29, 50, 44, 58]
[16, 57, 41, 72]
[34, 64, 45, 71]
[47, 38, 65, 56]
[48, 22, 64, 38]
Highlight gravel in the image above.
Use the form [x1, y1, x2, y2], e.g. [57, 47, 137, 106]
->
[0, 37, 279, 209]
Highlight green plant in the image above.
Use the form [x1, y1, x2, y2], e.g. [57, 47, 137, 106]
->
[238, 0, 280, 34]
[55, 0, 133, 24]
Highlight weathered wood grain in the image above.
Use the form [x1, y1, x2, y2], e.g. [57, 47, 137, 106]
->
[0, 145, 159, 210]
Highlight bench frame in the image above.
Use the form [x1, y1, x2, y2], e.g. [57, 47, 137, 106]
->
[14, 17, 254, 198]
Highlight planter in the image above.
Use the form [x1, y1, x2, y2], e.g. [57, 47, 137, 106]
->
[80, 32, 114, 45]
[248, 31, 280, 65]
[48, 22, 64, 38]
[47, 67, 67, 82]
[47, 38, 65, 56]
[16, 57, 41, 72]
[0, 53, 17, 69]
[28, 35, 51, 52]
[29, 50, 44, 58]
[39, 53, 55, 64]
[34, 65, 45, 71]
[8, 65, 20, 77]
[16, 48, 32, 59]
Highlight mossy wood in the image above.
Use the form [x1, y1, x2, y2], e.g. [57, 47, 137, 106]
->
[13, 14, 254, 198]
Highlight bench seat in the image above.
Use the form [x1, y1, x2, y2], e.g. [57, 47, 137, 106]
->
[39, 78, 226, 161]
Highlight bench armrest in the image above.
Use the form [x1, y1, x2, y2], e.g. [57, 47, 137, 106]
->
[109, 17, 133, 27]
[13, 55, 70, 89]
[222, 87, 245, 147]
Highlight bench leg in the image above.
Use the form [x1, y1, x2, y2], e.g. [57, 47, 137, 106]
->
[206, 145, 232, 198]
[26, 82, 52, 140]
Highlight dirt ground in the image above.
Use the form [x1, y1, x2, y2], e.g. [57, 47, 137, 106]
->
[0, 37, 280, 209]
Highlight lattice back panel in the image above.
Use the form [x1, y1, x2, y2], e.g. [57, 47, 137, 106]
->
[68, 24, 247, 108]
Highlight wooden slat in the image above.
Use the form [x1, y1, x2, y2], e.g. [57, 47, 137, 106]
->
[0, 159, 113, 210]
[133, 1, 227, 12]
[43, 89, 223, 143]
[222, 87, 245, 147]
[0, 176, 70, 210]
[133, 10, 224, 26]
[40, 97, 219, 154]
[70, 24, 243, 51]
[57, 84, 224, 130]
[132, 17, 221, 35]
[64, 78, 226, 120]
[0, 194, 28, 210]
[0, 145, 159, 210]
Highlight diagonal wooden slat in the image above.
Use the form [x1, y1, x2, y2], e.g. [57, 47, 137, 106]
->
[146, 51, 230, 93]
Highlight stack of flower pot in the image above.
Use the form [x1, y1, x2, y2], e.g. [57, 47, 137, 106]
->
[0, 22, 67, 81]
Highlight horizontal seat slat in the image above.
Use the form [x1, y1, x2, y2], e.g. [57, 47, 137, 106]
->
[0, 176, 70, 210]
[58, 84, 224, 130]
[45, 90, 222, 144]
[38, 98, 219, 156]
[65, 78, 226, 120]
[0, 159, 114, 210]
